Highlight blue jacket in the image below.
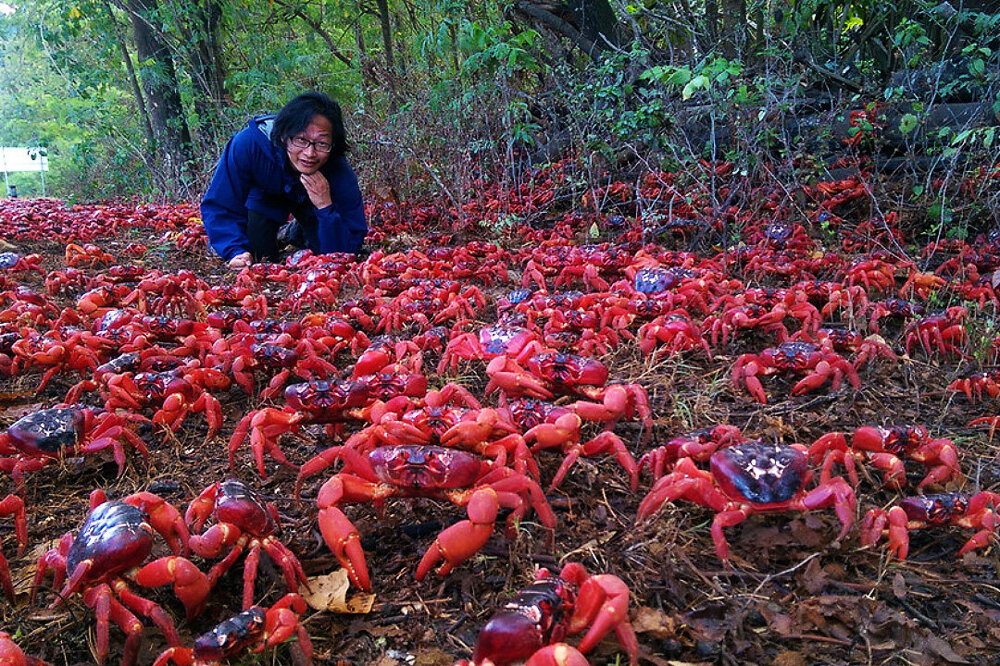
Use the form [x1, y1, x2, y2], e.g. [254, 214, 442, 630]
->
[201, 115, 367, 261]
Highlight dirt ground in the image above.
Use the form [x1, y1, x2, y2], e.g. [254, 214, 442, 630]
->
[2, 188, 1000, 666]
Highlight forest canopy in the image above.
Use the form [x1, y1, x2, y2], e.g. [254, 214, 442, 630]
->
[0, 0, 997, 213]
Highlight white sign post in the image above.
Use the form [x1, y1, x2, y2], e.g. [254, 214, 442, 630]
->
[1, 147, 49, 196]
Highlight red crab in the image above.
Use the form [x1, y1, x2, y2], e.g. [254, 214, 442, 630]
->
[228, 380, 373, 477]
[185, 480, 308, 610]
[458, 562, 639, 666]
[949, 370, 1000, 403]
[227, 340, 338, 400]
[522, 412, 638, 491]
[65, 243, 115, 268]
[0, 632, 51, 666]
[732, 340, 860, 404]
[809, 426, 960, 490]
[904, 306, 968, 357]
[0, 407, 149, 491]
[296, 400, 536, 494]
[152, 593, 312, 665]
[313, 444, 555, 591]
[861, 491, 1000, 559]
[637, 441, 856, 561]
[0, 494, 27, 602]
[636, 310, 712, 359]
[105, 368, 227, 443]
[0, 252, 43, 274]
[486, 352, 653, 443]
[31, 490, 210, 666]
[437, 321, 547, 374]
[638, 424, 745, 480]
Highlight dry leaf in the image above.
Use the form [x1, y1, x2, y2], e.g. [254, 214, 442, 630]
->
[798, 557, 828, 595]
[631, 606, 678, 638]
[414, 648, 454, 666]
[892, 573, 907, 599]
[772, 651, 806, 666]
[300, 569, 375, 614]
[991, 268, 1000, 289]
[924, 635, 970, 663]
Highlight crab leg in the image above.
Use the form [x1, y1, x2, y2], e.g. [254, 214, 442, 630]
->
[416, 487, 499, 580]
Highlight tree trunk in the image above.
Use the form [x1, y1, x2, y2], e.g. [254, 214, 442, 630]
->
[514, 0, 623, 60]
[375, 0, 397, 110]
[720, 0, 746, 58]
[186, 0, 227, 143]
[126, 0, 192, 183]
[103, 1, 154, 147]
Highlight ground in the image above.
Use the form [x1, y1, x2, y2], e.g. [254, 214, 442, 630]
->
[2, 170, 1000, 666]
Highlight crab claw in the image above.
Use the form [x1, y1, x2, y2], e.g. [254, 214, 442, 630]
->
[316, 477, 371, 591]
[122, 492, 190, 556]
[525, 644, 590, 666]
[135, 556, 210, 619]
[416, 487, 498, 581]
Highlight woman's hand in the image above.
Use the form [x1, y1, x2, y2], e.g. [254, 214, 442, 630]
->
[300, 172, 333, 209]
[228, 251, 252, 270]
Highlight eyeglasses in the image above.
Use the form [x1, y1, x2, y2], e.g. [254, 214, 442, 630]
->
[288, 136, 333, 153]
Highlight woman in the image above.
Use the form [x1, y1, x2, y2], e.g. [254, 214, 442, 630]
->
[201, 91, 367, 269]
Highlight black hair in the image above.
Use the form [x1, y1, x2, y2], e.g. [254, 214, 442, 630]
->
[272, 91, 348, 158]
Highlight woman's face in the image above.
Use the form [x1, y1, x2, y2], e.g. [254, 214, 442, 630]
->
[286, 114, 334, 175]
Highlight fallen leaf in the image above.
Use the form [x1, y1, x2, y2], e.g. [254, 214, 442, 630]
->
[892, 573, 907, 599]
[767, 613, 795, 637]
[991, 267, 1000, 289]
[798, 557, 828, 595]
[414, 648, 454, 666]
[300, 569, 375, 614]
[0, 401, 44, 416]
[923, 635, 970, 663]
[772, 651, 806, 666]
[631, 606, 678, 638]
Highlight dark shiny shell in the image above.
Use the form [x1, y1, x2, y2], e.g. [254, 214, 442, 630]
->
[284, 380, 371, 420]
[901, 493, 970, 524]
[472, 576, 574, 664]
[0, 252, 21, 269]
[369, 445, 481, 490]
[712, 442, 807, 504]
[194, 606, 266, 660]
[66, 501, 153, 579]
[7, 407, 83, 455]
[634, 267, 679, 294]
[215, 480, 275, 536]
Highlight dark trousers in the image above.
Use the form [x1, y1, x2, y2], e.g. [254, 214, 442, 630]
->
[246, 211, 281, 262]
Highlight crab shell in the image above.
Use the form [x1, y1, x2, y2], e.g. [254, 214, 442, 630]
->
[369, 445, 483, 490]
[527, 353, 609, 390]
[633, 267, 683, 294]
[472, 575, 574, 665]
[7, 407, 85, 456]
[284, 380, 372, 420]
[711, 441, 809, 504]
[250, 343, 299, 369]
[213, 480, 277, 536]
[193, 606, 267, 660]
[479, 324, 537, 356]
[66, 501, 154, 580]
[899, 493, 970, 524]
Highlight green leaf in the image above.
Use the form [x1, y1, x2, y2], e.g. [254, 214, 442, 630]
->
[844, 15, 863, 30]
[899, 113, 918, 134]
[682, 75, 707, 100]
[589, 222, 600, 238]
